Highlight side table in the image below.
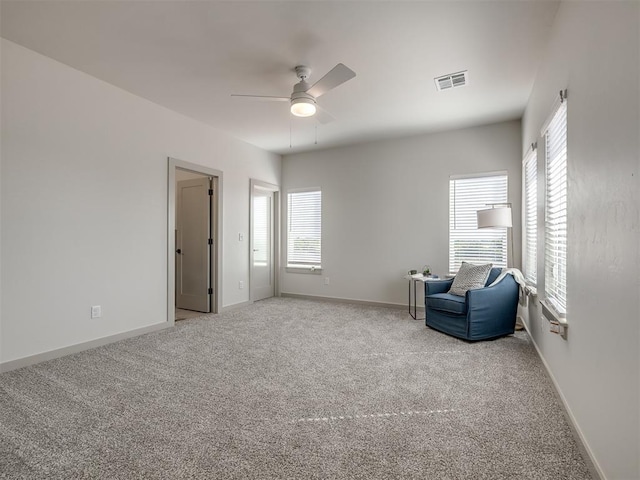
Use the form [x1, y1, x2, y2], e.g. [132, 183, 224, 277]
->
[403, 274, 440, 320]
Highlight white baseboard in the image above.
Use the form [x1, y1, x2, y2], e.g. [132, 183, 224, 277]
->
[281, 292, 413, 311]
[0, 322, 172, 373]
[220, 300, 251, 312]
[522, 323, 605, 480]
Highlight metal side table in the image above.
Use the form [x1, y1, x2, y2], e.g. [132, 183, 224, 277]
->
[404, 274, 440, 320]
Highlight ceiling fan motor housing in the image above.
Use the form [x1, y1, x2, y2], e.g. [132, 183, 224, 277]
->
[290, 79, 317, 117]
[291, 81, 314, 100]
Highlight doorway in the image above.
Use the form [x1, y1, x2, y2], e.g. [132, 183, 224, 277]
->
[168, 158, 222, 324]
[250, 180, 280, 302]
[175, 172, 211, 313]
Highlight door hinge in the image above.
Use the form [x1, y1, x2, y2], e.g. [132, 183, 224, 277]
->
[208, 189, 213, 196]
[208, 238, 213, 245]
[208, 288, 213, 295]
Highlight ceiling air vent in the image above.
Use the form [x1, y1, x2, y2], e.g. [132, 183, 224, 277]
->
[434, 71, 468, 91]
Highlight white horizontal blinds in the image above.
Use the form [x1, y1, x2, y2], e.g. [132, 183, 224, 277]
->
[287, 189, 321, 267]
[544, 100, 568, 315]
[449, 173, 508, 273]
[523, 147, 538, 284]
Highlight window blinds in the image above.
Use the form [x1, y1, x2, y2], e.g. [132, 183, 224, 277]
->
[449, 173, 508, 273]
[523, 147, 537, 284]
[287, 189, 322, 267]
[544, 100, 568, 315]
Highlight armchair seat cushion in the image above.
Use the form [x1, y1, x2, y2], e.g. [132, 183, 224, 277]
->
[426, 293, 468, 315]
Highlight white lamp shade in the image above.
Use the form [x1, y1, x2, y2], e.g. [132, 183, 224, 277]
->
[290, 98, 317, 117]
[477, 206, 512, 228]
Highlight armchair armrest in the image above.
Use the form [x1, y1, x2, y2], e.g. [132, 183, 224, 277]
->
[466, 274, 519, 333]
[425, 279, 454, 296]
[466, 274, 517, 305]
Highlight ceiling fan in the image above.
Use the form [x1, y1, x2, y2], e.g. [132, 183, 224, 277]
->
[231, 63, 356, 123]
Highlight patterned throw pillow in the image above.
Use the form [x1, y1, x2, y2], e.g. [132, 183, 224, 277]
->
[448, 262, 493, 297]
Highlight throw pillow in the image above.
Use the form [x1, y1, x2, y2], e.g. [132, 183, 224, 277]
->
[448, 261, 492, 297]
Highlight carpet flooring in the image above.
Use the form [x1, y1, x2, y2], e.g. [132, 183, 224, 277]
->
[0, 297, 592, 479]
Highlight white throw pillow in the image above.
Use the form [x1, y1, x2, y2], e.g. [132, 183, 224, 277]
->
[448, 262, 493, 297]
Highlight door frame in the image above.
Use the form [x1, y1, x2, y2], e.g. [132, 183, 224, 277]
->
[249, 179, 280, 303]
[168, 157, 223, 323]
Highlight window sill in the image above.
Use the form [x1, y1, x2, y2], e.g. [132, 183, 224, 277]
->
[541, 298, 568, 339]
[540, 298, 566, 324]
[286, 266, 323, 275]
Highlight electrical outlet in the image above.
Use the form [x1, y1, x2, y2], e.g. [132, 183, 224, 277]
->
[239, 280, 244, 289]
[91, 305, 101, 319]
[324, 277, 330, 286]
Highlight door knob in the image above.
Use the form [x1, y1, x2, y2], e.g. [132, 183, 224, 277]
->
[176, 249, 182, 254]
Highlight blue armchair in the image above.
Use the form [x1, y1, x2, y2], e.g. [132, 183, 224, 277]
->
[424, 267, 518, 341]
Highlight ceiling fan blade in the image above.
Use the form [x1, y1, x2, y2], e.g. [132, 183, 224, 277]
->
[306, 63, 356, 98]
[230, 94, 289, 102]
[315, 105, 335, 124]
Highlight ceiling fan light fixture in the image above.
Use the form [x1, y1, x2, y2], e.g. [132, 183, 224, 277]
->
[290, 97, 317, 117]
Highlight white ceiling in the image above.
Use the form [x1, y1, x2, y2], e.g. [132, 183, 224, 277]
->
[1, 1, 560, 155]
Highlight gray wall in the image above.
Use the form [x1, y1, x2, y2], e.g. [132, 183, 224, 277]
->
[0, 40, 281, 365]
[281, 120, 522, 306]
[521, 2, 639, 478]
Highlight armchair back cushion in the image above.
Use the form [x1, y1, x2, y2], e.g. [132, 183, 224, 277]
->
[485, 267, 501, 285]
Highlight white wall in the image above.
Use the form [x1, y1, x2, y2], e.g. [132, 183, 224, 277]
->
[281, 120, 522, 305]
[0, 40, 281, 365]
[521, 2, 639, 479]
[0, 40, 3, 365]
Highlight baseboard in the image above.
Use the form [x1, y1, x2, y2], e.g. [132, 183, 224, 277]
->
[281, 292, 413, 311]
[0, 322, 172, 373]
[522, 323, 605, 480]
[220, 300, 251, 312]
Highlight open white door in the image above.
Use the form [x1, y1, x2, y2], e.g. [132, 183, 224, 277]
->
[251, 186, 275, 301]
[176, 177, 211, 312]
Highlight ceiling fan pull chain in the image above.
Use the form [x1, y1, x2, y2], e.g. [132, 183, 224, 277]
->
[315, 122, 318, 145]
[289, 116, 292, 149]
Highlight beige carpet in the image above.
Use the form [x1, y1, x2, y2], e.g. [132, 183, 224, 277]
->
[0, 297, 592, 479]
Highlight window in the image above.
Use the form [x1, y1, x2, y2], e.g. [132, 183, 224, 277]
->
[253, 195, 269, 267]
[523, 147, 538, 284]
[287, 189, 321, 269]
[543, 99, 568, 316]
[449, 173, 508, 273]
